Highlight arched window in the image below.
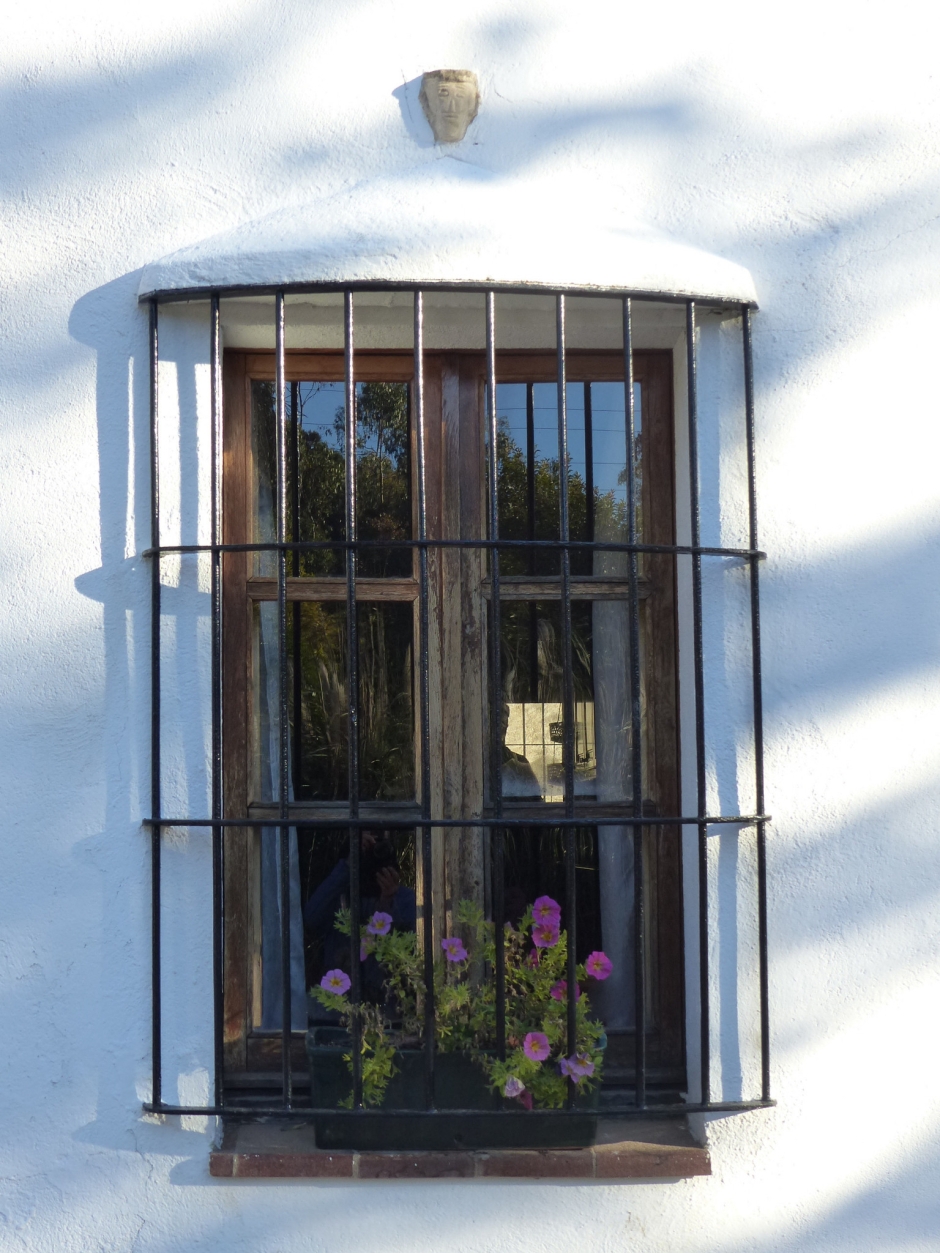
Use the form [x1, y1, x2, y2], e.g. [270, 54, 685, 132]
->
[141, 168, 770, 1156]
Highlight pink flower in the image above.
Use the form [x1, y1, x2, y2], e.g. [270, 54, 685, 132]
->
[367, 911, 393, 936]
[519, 1089, 534, 1110]
[320, 969, 351, 995]
[550, 979, 581, 1002]
[532, 922, 559, 949]
[585, 950, 613, 980]
[532, 895, 562, 925]
[560, 1053, 595, 1082]
[503, 1075, 526, 1099]
[441, 936, 468, 962]
[523, 1031, 551, 1062]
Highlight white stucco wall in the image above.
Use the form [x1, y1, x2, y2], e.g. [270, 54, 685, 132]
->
[2, 2, 940, 1250]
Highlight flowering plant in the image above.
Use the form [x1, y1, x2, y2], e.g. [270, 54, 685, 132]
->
[312, 895, 610, 1109]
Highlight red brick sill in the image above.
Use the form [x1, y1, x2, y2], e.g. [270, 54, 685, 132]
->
[210, 1119, 710, 1181]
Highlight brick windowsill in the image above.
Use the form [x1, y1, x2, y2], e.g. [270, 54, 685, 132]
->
[210, 1117, 710, 1180]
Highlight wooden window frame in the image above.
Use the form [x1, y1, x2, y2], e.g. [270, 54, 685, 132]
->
[221, 347, 684, 1089]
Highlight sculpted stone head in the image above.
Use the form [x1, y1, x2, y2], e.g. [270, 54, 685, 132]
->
[419, 70, 480, 143]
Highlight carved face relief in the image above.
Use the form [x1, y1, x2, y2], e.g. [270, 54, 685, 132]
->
[419, 70, 480, 143]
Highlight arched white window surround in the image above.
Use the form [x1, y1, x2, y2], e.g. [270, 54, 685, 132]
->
[140, 161, 770, 1143]
[139, 160, 757, 307]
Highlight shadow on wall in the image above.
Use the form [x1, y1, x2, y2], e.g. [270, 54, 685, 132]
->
[57, 16, 940, 1249]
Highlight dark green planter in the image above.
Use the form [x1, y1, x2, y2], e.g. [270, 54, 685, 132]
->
[306, 1027, 599, 1151]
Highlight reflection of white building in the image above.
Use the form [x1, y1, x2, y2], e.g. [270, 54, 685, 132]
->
[504, 701, 596, 798]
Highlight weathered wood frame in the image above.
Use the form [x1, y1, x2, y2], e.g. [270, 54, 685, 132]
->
[221, 347, 682, 1083]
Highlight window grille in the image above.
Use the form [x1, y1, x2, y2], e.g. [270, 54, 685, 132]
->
[142, 283, 772, 1133]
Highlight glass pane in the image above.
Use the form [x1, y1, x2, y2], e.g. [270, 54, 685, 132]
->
[352, 382, 412, 577]
[491, 380, 642, 577]
[253, 600, 415, 803]
[500, 825, 602, 964]
[300, 827, 417, 1007]
[499, 599, 638, 804]
[251, 378, 412, 579]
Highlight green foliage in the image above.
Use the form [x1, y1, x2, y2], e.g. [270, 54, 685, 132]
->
[312, 898, 606, 1109]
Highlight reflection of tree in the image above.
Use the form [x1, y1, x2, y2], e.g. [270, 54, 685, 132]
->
[292, 602, 414, 802]
[343, 383, 411, 576]
[262, 380, 411, 577]
[493, 410, 642, 576]
[500, 602, 594, 704]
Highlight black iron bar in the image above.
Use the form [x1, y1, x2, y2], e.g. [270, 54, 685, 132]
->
[210, 294, 224, 1108]
[486, 292, 506, 1067]
[275, 292, 293, 1109]
[414, 291, 436, 1109]
[144, 280, 759, 309]
[687, 300, 710, 1106]
[148, 298, 162, 1109]
[743, 306, 771, 1103]
[623, 298, 646, 1109]
[344, 292, 363, 1110]
[583, 381, 594, 550]
[556, 296, 578, 1076]
[290, 382, 303, 801]
[526, 382, 538, 697]
[150, 812, 770, 830]
[144, 539, 766, 558]
[147, 1098, 775, 1119]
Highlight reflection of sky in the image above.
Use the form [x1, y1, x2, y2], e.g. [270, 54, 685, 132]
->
[296, 381, 344, 449]
[296, 380, 400, 462]
[495, 380, 642, 506]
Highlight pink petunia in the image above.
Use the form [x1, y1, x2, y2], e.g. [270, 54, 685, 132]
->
[532, 895, 562, 925]
[367, 911, 393, 936]
[562, 1053, 595, 1081]
[550, 979, 581, 1002]
[320, 969, 351, 995]
[503, 1075, 526, 1099]
[532, 922, 560, 949]
[441, 936, 468, 963]
[523, 1031, 551, 1062]
[585, 950, 613, 980]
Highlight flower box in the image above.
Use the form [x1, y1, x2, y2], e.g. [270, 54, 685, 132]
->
[307, 1027, 599, 1151]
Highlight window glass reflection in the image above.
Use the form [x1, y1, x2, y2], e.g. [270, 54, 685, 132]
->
[251, 379, 412, 579]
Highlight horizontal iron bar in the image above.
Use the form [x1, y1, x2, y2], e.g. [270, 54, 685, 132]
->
[140, 281, 758, 311]
[142, 539, 766, 559]
[144, 813, 769, 830]
[144, 1100, 775, 1118]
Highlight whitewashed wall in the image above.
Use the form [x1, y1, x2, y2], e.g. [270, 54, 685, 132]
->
[2, 2, 940, 1250]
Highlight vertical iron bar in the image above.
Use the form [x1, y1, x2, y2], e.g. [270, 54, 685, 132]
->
[149, 298, 162, 1109]
[556, 295, 578, 1070]
[743, 306, 770, 1103]
[583, 381, 594, 552]
[414, 292, 435, 1107]
[290, 382, 303, 800]
[687, 300, 710, 1105]
[623, 298, 646, 1108]
[209, 294, 224, 1109]
[486, 292, 506, 1065]
[526, 383, 538, 695]
[275, 292, 292, 1108]
[344, 292, 363, 1108]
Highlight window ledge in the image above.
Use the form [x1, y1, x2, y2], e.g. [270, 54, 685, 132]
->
[210, 1117, 710, 1181]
